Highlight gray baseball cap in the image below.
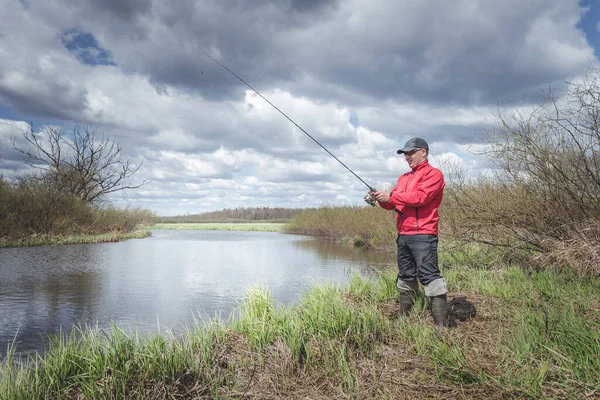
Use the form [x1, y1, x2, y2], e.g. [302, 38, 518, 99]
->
[397, 137, 429, 154]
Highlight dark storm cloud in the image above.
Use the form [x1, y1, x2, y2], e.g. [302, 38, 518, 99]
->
[0, 159, 24, 170]
[406, 124, 490, 146]
[290, 0, 338, 13]
[0, 153, 35, 178]
[10, 0, 588, 110]
[64, 0, 576, 107]
[78, 0, 152, 21]
[90, 0, 342, 100]
[0, 145, 26, 164]
[290, 4, 586, 107]
[0, 129, 37, 176]
[0, 80, 89, 121]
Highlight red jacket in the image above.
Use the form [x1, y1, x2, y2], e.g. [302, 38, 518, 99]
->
[378, 160, 444, 235]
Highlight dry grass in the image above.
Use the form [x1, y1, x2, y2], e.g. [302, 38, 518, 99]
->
[534, 222, 600, 277]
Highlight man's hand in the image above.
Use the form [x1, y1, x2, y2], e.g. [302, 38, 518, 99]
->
[370, 190, 391, 203]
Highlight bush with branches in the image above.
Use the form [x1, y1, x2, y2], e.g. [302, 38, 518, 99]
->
[444, 68, 600, 275]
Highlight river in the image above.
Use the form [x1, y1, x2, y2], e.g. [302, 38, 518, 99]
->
[0, 229, 392, 357]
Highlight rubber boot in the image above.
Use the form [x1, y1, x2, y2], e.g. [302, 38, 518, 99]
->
[397, 278, 419, 317]
[431, 294, 448, 327]
[398, 289, 416, 317]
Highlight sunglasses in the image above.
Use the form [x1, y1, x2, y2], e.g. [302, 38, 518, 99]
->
[404, 148, 424, 157]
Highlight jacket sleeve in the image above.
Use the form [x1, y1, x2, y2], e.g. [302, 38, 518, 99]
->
[377, 179, 400, 210]
[378, 198, 394, 210]
[388, 169, 444, 207]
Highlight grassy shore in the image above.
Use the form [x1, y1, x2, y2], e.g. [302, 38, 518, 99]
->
[2, 213, 598, 398]
[1, 260, 599, 399]
[151, 222, 285, 232]
[0, 222, 283, 248]
[0, 230, 152, 248]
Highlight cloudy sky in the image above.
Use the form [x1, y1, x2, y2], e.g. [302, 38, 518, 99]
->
[0, 0, 599, 216]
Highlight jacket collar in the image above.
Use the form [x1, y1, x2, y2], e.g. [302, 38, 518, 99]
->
[412, 159, 430, 172]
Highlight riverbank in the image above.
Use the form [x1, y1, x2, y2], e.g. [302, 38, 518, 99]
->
[0, 221, 284, 248]
[0, 229, 152, 248]
[1, 260, 598, 399]
[151, 222, 285, 232]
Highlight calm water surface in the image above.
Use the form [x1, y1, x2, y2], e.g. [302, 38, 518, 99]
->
[0, 230, 391, 357]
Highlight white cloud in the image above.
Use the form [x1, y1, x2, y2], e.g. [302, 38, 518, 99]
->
[0, 0, 597, 215]
[0, 119, 29, 136]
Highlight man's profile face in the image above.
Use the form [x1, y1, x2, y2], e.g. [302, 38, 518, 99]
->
[404, 148, 427, 169]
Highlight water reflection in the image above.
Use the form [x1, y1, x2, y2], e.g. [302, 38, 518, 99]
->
[292, 238, 395, 273]
[1, 244, 104, 358]
[0, 230, 392, 357]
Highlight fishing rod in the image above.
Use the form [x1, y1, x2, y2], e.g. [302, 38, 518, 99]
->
[204, 52, 376, 195]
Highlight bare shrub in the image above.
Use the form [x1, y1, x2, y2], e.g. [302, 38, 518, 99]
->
[0, 175, 92, 237]
[535, 221, 600, 277]
[0, 176, 10, 232]
[444, 68, 600, 275]
[286, 206, 397, 251]
[90, 206, 158, 234]
[0, 176, 157, 240]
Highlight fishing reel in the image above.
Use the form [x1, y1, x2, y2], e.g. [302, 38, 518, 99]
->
[364, 193, 377, 207]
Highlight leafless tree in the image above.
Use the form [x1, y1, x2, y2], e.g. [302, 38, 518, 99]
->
[12, 125, 149, 203]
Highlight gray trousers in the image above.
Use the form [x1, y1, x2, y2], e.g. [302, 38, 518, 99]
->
[396, 234, 447, 297]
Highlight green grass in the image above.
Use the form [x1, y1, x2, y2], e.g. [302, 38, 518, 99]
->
[0, 230, 152, 248]
[1, 263, 598, 399]
[151, 222, 285, 232]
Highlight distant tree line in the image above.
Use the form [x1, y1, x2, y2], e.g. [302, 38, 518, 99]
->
[159, 207, 314, 223]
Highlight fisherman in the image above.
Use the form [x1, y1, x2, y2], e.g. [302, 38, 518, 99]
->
[369, 138, 448, 327]
[207, 58, 449, 324]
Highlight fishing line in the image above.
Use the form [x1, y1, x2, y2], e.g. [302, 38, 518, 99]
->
[203, 52, 375, 192]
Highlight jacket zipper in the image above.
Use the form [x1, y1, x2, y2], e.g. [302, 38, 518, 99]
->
[406, 170, 419, 233]
[415, 207, 419, 233]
